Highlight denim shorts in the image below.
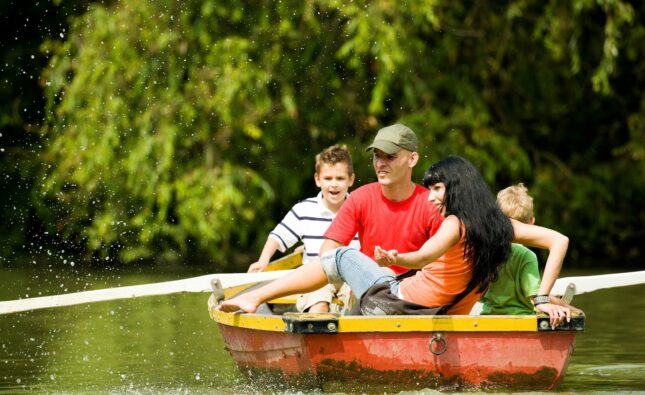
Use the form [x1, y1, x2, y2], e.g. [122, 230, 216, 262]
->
[320, 247, 399, 301]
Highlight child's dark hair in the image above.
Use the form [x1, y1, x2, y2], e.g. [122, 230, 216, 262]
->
[423, 156, 513, 293]
[315, 144, 354, 175]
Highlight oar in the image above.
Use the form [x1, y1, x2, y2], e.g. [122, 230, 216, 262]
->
[0, 250, 303, 315]
[552, 270, 645, 301]
[469, 269, 645, 315]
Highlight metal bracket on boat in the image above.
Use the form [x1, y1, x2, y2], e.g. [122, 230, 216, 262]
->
[562, 283, 576, 304]
[537, 312, 585, 331]
[211, 278, 225, 305]
[429, 333, 447, 355]
[282, 313, 340, 334]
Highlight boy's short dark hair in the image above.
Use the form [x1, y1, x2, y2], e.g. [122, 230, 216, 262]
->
[315, 144, 354, 176]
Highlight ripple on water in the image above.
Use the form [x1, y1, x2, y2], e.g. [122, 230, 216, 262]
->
[562, 362, 645, 392]
[579, 363, 645, 377]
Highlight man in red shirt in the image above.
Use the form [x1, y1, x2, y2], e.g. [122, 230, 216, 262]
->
[218, 124, 443, 313]
[322, 124, 442, 274]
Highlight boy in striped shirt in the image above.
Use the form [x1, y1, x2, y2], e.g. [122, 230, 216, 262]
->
[248, 144, 360, 313]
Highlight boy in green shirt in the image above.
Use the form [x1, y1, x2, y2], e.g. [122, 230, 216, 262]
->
[481, 184, 575, 325]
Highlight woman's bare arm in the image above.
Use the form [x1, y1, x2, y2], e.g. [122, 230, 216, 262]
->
[511, 219, 571, 327]
[391, 215, 461, 269]
[511, 219, 569, 295]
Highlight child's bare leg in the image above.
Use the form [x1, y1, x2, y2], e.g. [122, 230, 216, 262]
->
[307, 302, 330, 313]
[218, 262, 329, 313]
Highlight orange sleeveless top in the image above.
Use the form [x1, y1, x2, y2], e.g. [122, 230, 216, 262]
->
[399, 228, 480, 314]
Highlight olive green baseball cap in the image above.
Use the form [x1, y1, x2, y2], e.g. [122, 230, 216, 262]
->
[365, 124, 418, 154]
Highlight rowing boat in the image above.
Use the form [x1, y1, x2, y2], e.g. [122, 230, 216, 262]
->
[208, 251, 585, 391]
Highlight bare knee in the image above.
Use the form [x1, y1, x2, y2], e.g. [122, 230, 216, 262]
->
[307, 301, 330, 313]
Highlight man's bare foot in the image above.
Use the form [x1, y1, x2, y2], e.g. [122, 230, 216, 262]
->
[217, 293, 261, 313]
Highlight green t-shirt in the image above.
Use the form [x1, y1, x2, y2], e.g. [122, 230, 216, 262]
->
[481, 243, 541, 315]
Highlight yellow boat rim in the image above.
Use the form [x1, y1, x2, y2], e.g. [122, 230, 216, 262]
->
[208, 295, 585, 333]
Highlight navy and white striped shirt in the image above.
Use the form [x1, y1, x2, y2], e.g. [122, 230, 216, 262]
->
[269, 192, 360, 264]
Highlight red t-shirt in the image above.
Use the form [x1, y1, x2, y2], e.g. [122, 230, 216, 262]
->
[324, 183, 443, 274]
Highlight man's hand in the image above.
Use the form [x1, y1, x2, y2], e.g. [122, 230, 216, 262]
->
[374, 246, 397, 267]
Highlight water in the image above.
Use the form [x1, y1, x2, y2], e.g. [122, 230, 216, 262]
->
[1, 266, 644, 394]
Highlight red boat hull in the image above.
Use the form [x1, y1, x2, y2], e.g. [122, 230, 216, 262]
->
[218, 323, 576, 390]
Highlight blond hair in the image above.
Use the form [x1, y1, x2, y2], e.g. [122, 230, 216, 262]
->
[315, 144, 354, 176]
[497, 183, 534, 224]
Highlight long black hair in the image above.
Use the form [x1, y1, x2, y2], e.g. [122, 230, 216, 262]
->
[423, 156, 513, 293]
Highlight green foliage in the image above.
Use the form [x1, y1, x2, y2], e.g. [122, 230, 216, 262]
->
[38, 1, 277, 264]
[1, 0, 641, 268]
[0, 0, 96, 262]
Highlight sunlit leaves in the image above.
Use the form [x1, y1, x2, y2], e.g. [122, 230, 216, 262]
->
[38, 0, 277, 264]
[24, 0, 645, 267]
